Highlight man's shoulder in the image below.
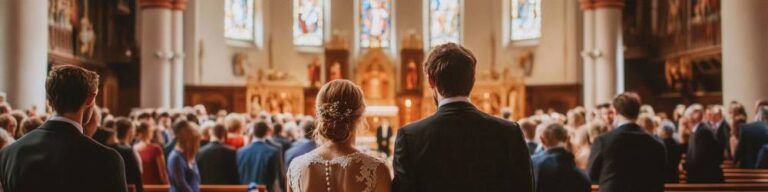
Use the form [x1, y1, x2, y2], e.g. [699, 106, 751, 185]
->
[744, 122, 768, 130]
[240, 142, 279, 155]
[400, 113, 441, 133]
[91, 141, 123, 161]
[401, 110, 520, 132]
[202, 142, 236, 153]
[286, 142, 311, 154]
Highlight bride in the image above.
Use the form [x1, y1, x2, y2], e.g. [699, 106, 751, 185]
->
[288, 80, 391, 192]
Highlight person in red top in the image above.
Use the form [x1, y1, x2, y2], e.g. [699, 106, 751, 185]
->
[224, 114, 246, 149]
[133, 121, 169, 184]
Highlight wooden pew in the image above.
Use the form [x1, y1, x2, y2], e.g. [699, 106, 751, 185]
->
[679, 169, 768, 183]
[591, 183, 768, 191]
[137, 185, 256, 192]
[724, 169, 768, 174]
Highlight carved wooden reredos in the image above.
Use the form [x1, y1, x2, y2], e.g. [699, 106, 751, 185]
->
[355, 48, 396, 105]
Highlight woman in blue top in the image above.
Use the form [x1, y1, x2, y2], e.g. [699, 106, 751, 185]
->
[167, 120, 201, 192]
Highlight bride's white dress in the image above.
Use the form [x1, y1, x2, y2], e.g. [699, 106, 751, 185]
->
[288, 151, 390, 192]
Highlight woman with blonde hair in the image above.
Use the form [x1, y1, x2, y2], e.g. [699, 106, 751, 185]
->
[569, 120, 607, 170]
[287, 80, 391, 192]
[566, 107, 587, 132]
[570, 126, 592, 170]
[167, 120, 202, 192]
[677, 116, 692, 151]
[637, 113, 658, 134]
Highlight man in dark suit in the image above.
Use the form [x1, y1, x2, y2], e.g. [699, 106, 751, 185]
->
[0, 65, 128, 191]
[197, 123, 240, 184]
[285, 119, 318, 167]
[658, 122, 682, 183]
[532, 123, 590, 192]
[756, 143, 768, 168]
[113, 117, 144, 192]
[588, 92, 666, 192]
[708, 105, 732, 160]
[735, 104, 768, 168]
[392, 43, 533, 191]
[684, 104, 724, 183]
[238, 121, 283, 192]
[375, 120, 393, 156]
[271, 123, 293, 153]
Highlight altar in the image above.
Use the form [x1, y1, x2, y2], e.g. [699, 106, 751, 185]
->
[245, 34, 526, 154]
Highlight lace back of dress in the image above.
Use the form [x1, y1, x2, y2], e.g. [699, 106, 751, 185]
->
[289, 152, 383, 192]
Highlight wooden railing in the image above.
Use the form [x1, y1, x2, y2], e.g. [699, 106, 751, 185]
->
[128, 166, 768, 192]
[591, 183, 768, 191]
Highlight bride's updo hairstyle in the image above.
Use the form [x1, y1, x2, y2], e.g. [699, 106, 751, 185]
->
[315, 80, 366, 143]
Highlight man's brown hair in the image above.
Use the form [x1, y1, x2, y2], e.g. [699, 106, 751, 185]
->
[612, 92, 642, 119]
[424, 43, 477, 97]
[211, 123, 228, 140]
[45, 65, 99, 114]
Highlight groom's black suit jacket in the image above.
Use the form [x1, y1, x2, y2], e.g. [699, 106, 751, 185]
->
[392, 102, 533, 192]
[0, 120, 128, 192]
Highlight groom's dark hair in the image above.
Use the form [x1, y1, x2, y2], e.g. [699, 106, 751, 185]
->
[424, 43, 477, 97]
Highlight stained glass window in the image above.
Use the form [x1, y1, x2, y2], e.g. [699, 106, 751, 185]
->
[225, 0, 255, 41]
[293, 0, 324, 46]
[429, 0, 461, 47]
[510, 0, 541, 41]
[360, 0, 392, 48]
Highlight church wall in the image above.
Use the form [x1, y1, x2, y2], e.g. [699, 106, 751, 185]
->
[0, 0, 9, 93]
[185, 0, 581, 87]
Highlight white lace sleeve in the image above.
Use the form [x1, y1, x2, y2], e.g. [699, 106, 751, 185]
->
[288, 154, 310, 192]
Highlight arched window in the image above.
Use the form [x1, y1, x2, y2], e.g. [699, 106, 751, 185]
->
[224, 0, 256, 41]
[359, 0, 393, 48]
[510, 0, 541, 41]
[293, 0, 325, 46]
[428, 0, 461, 47]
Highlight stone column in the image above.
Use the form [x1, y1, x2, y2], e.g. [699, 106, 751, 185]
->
[0, 0, 48, 113]
[170, 0, 187, 109]
[590, 0, 623, 104]
[721, 0, 768, 117]
[139, 0, 173, 108]
[580, 0, 596, 108]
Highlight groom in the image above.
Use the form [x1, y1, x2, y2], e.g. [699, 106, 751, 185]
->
[392, 43, 533, 191]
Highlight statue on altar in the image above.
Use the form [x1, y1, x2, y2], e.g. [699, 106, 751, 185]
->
[78, 0, 95, 57]
[308, 57, 322, 87]
[362, 63, 389, 100]
[249, 95, 262, 113]
[405, 60, 418, 90]
[477, 92, 501, 115]
[329, 61, 343, 80]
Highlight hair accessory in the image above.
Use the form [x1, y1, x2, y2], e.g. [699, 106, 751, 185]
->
[316, 102, 355, 124]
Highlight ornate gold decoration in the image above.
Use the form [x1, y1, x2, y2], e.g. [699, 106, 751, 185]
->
[401, 31, 423, 50]
[326, 32, 349, 50]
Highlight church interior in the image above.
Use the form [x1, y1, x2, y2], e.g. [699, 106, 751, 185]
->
[1, 0, 768, 191]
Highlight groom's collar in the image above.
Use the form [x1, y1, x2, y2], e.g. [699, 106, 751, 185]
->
[438, 96, 470, 108]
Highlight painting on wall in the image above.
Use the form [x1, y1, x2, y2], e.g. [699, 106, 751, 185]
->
[293, 0, 324, 46]
[510, 0, 541, 41]
[360, 0, 392, 48]
[225, 0, 255, 41]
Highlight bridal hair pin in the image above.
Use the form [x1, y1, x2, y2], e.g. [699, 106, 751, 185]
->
[316, 102, 355, 123]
